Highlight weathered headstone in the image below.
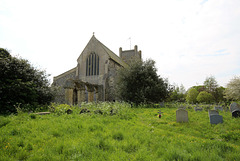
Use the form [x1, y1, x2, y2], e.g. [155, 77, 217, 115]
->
[194, 107, 203, 111]
[176, 109, 188, 123]
[232, 110, 240, 118]
[230, 102, 240, 113]
[214, 106, 223, 111]
[160, 102, 164, 107]
[208, 110, 219, 117]
[209, 115, 223, 124]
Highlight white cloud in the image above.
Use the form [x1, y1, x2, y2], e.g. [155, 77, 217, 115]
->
[0, 0, 239, 89]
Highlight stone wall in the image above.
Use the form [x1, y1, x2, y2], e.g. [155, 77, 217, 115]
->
[105, 59, 120, 101]
[52, 67, 76, 103]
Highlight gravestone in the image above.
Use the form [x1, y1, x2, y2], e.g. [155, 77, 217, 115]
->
[214, 106, 223, 111]
[160, 102, 164, 107]
[194, 107, 203, 111]
[208, 110, 219, 117]
[232, 110, 240, 118]
[230, 102, 240, 113]
[209, 115, 223, 124]
[176, 109, 188, 123]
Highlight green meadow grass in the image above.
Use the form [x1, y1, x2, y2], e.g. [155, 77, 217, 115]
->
[0, 102, 239, 161]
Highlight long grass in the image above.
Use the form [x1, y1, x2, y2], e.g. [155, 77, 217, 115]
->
[0, 102, 239, 160]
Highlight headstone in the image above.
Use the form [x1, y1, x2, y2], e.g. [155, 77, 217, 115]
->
[230, 102, 240, 113]
[209, 115, 223, 124]
[176, 109, 188, 123]
[214, 106, 223, 111]
[194, 107, 203, 111]
[160, 102, 164, 107]
[232, 110, 240, 118]
[208, 110, 219, 117]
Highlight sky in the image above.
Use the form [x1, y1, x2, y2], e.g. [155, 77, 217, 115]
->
[0, 0, 240, 90]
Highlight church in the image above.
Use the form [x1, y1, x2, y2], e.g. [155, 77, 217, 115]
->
[52, 34, 142, 105]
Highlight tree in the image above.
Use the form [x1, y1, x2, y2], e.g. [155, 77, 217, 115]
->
[196, 91, 214, 104]
[204, 76, 218, 93]
[169, 84, 186, 102]
[0, 48, 54, 114]
[186, 88, 198, 104]
[224, 76, 240, 101]
[116, 59, 170, 105]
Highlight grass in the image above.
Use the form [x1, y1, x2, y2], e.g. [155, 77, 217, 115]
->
[0, 102, 239, 160]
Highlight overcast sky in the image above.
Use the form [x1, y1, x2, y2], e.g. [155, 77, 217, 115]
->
[1, 0, 239, 90]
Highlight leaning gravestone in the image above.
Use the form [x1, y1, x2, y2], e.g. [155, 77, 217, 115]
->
[230, 102, 240, 118]
[209, 115, 223, 124]
[230, 102, 240, 113]
[208, 110, 219, 117]
[176, 109, 188, 123]
[232, 110, 240, 118]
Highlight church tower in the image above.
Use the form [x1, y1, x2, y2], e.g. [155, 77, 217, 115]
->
[119, 45, 142, 64]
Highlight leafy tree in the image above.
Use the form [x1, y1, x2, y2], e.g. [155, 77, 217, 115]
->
[186, 88, 198, 104]
[0, 48, 54, 114]
[204, 76, 218, 93]
[214, 86, 226, 102]
[169, 84, 186, 102]
[196, 91, 214, 104]
[116, 59, 170, 105]
[224, 76, 240, 101]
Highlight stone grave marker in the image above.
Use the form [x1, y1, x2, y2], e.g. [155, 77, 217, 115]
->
[232, 110, 240, 118]
[160, 102, 164, 107]
[230, 102, 240, 113]
[209, 115, 223, 124]
[229, 102, 240, 118]
[176, 109, 188, 123]
[208, 110, 219, 117]
[214, 106, 223, 111]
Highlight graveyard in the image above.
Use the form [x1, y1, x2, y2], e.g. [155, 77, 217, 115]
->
[0, 102, 240, 160]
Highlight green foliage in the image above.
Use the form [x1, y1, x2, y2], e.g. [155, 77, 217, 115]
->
[0, 102, 239, 160]
[169, 84, 186, 102]
[0, 48, 55, 114]
[116, 59, 170, 105]
[224, 76, 240, 101]
[186, 88, 199, 103]
[197, 91, 214, 103]
[204, 76, 218, 93]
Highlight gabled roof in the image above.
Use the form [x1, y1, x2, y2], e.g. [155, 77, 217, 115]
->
[79, 35, 128, 67]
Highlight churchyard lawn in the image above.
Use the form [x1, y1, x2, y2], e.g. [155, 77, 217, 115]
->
[0, 102, 239, 160]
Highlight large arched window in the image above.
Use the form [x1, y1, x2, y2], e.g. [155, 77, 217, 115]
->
[86, 52, 99, 76]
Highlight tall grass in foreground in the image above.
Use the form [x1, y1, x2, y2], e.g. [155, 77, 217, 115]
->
[0, 102, 239, 160]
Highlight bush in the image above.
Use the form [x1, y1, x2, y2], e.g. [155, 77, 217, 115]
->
[0, 48, 55, 114]
[197, 91, 214, 104]
[186, 88, 198, 104]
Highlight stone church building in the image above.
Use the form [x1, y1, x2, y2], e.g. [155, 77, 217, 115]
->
[53, 34, 142, 105]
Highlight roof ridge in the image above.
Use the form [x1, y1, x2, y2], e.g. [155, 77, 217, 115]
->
[94, 36, 128, 67]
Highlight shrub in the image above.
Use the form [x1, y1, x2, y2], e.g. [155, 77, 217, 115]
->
[186, 88, 198, 104]
[0, 48, 55, 114]
[197, 91, 214, 104]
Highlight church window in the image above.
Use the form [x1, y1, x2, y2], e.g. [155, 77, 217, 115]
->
[86, 53, 99, 76]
